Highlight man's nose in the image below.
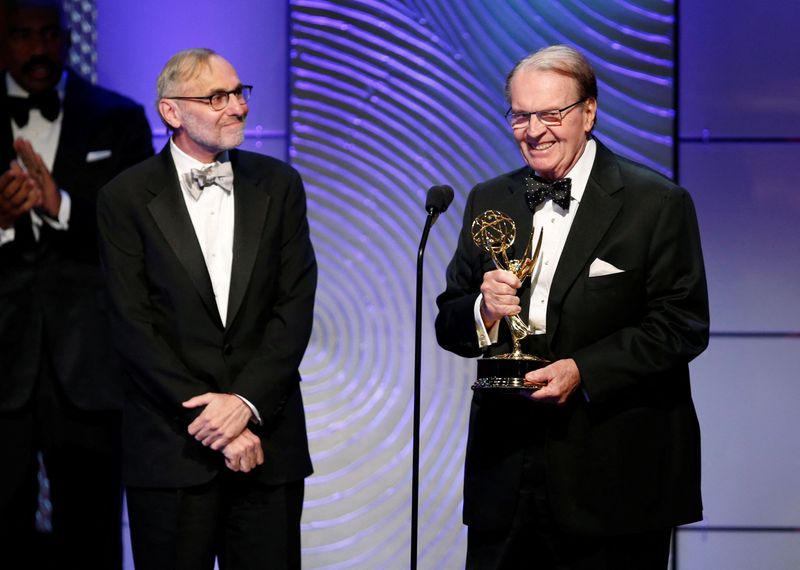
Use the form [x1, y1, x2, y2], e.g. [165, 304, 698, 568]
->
[226, 95, 248, 116]
[525, 114, 547, 137]
[28, 31, 53, 55]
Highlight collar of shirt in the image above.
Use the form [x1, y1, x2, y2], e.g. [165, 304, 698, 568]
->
[6, 70, 66, 103]
[169, 139, 233, 199]
[533, 137, 596, 211]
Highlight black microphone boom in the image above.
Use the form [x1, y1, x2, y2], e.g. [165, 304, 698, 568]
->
[411, 184, 454, 569]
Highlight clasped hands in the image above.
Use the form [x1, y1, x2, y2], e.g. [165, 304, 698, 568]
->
[480, 269, 581, 405]
[182, 393, 264, 473]
[0, 139, 60, 229]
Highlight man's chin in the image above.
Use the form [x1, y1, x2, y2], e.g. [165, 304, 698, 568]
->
[221, 133, 245, 150]
[13, 73, 60, 94]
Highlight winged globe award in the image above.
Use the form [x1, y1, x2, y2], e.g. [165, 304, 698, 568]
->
[471, 209, 548, 390]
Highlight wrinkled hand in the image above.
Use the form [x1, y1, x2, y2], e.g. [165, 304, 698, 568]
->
[222, 428, 264, 473]
[0, 161, 41, 229]
[523, 358, 581, 405]
[182, 393, 253, 450]
[13, 138, 60, 219]
[479, 269, 522, 327]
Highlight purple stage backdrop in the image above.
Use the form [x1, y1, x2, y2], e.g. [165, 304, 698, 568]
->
[71, 0, 800, 568]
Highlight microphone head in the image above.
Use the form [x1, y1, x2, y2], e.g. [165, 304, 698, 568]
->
[425, 185, 455, 214]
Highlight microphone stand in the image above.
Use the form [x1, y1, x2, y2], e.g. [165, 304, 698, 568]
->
[411, 208, 438, 570]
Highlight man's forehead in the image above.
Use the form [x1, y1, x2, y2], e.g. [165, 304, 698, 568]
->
[7, 7, 63, 29]
[181, 56, 239, 91]
[510, 70, 578, 103]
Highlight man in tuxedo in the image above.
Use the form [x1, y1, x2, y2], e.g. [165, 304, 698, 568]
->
[0, 0, 153, 567]
[436, 45, 709, 569]
[97, 48, 316, 569]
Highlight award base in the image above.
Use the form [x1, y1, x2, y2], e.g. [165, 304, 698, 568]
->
[473, 354, 549, 390]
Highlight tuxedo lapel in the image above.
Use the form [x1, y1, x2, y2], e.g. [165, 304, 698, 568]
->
[52, 72, 87, 183]
[547, 141, 623, 340]
[226, 151, 270, 329]
[146, 147, 221, 327]
[1, 76, 16, 168]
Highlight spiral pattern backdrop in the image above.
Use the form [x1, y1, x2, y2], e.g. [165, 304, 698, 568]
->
[291, 1, 675, 568]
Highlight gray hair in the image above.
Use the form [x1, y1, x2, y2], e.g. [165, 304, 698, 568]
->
[156, 47, 217, 128]
[504, 44, 598, 104]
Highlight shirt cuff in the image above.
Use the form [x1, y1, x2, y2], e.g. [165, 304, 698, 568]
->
[41, 189, 71, 230]
[233, 393, 262, 425]
[0, 226, 15, 246]
[474, 294, 500, 348]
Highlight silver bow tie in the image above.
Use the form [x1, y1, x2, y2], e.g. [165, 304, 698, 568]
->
[186, 161, 233, 199]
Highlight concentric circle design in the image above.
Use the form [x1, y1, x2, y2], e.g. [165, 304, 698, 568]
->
[291, 1, 675, 567]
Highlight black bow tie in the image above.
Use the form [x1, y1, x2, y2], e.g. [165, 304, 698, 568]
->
[8, 90, 61, 127]
[525, 175, 572, 211]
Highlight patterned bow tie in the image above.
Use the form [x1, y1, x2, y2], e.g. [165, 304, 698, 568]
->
[525, 175, 572, 211]
[186, 161, 234, 199]
[8, 90, 61, 127]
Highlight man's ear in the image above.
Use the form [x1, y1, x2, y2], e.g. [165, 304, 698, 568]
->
[583, 97, 597, 133]
[158, 99, 181, 130]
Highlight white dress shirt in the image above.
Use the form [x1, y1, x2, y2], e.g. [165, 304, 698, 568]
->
[476, 139, 597, 347]
[169, 140, 261, 423]
[170, 140, 235, 325]
[0, 72, 71, 246]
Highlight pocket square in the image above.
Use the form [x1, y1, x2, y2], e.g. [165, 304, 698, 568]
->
[86, 149, 112, 162]
[589, 258, 624, 277]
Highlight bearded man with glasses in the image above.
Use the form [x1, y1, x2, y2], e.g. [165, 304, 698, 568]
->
[97, 48, 316, 570]
[436, 45, 709, 569]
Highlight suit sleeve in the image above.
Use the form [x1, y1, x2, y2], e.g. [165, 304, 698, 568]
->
[435, 186, 488, 358]
[228, 168, 317, 423]
[97, 175, 212, 421]
[572, 187, 710, 403]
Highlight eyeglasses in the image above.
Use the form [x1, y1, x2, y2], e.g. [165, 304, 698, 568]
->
[504, 98, 586, 129]
[166, 85, 253, 111]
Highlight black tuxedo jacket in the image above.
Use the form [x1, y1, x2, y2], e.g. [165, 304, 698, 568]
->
[0, 70, 153, 412]
[97, 145, 316, 488]
[436, 139, 709, 535]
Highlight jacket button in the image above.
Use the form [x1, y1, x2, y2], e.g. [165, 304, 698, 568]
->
[223, 344, 233, 356]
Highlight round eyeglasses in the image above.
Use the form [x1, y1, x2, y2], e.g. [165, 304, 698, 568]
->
[166, 85, 253, 111]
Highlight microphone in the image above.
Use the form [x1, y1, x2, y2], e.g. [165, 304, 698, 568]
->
[411, 184, 455, 569]
[425, 184, 455, 217]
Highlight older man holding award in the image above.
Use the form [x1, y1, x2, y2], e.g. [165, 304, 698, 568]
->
[435, 45, 709, 569]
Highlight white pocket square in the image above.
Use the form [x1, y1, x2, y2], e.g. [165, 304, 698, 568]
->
[589, 258, 624, 277]
[86, 149, 112, 162]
